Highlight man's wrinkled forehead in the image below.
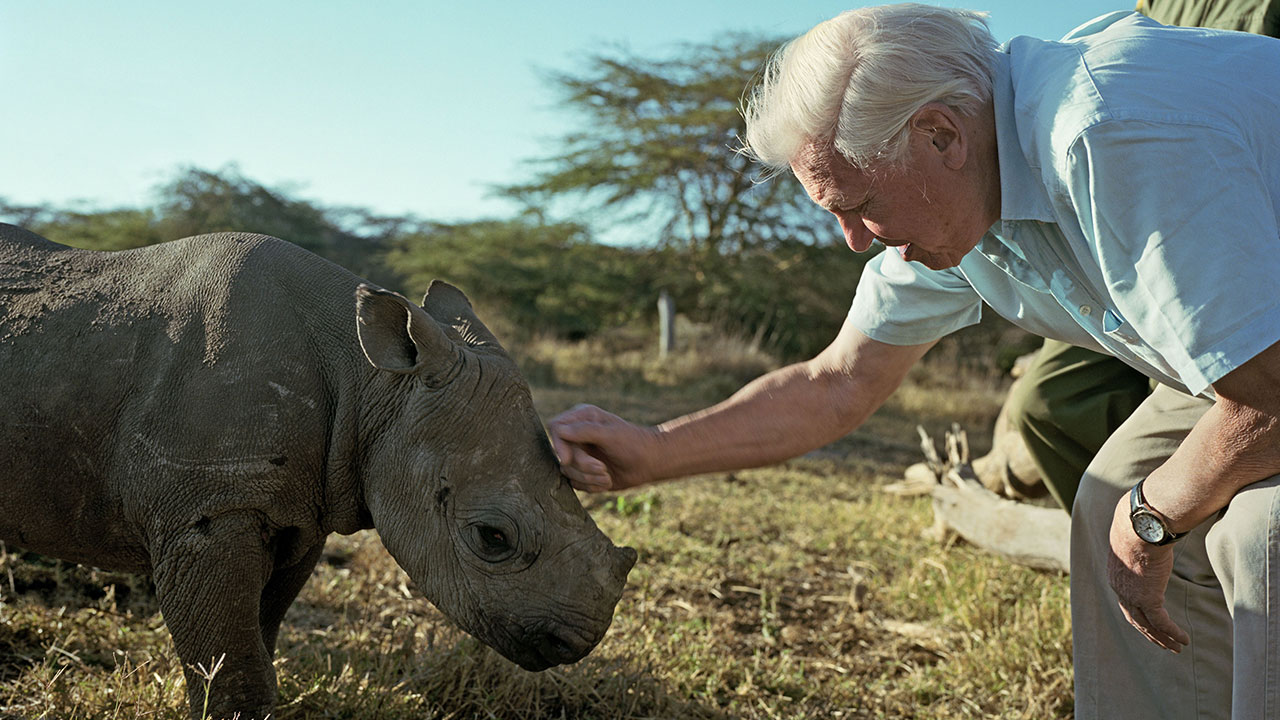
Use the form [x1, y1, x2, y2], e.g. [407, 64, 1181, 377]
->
[791, 140, 835, 176]
[791, 141, 870, 207]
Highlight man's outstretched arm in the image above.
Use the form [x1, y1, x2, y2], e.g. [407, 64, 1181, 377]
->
[549, 321, 934, 491]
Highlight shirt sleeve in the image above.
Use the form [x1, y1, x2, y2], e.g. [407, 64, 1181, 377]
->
[1066, 119, 1280, 395]
[846, 247, 983, 345]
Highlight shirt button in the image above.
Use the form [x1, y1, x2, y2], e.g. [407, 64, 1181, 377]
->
[1079, 305, 1093, 316]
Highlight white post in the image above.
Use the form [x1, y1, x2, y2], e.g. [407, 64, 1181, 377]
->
[658, 290, 676, 358]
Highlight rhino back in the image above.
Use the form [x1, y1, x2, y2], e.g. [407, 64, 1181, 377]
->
[0, 225, 366, 571]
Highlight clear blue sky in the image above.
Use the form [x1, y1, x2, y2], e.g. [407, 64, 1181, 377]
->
[2, 0, 1129, 225]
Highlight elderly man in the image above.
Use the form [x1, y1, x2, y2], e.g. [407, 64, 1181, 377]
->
[550, 5, 1280, 719]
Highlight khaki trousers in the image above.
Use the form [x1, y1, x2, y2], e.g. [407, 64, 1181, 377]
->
[1072, 384, 1280, 719]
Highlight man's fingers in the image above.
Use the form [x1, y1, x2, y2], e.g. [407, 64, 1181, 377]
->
[1120, 604, 1168, 651]
[1120, 602, 1187, 653]
[549, 405, 610, 448]
[1144, 607, 1190, 649]
[562, 463, 613, 492]
[551, 433, 605, 473]
[572, 446, 607, 476]
[570, 474, 613, 493]
[554, 441, 614, 492]
[550, 432, 573, 466]
[556, 441, 607, 475]
[549, 405, 612, 471]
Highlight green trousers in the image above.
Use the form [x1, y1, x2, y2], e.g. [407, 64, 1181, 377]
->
[1139, 0, 1280, 35]
[1005, 339, 1151, 512]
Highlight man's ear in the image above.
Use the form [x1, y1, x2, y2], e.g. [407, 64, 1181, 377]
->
[910, 103, 967, 170]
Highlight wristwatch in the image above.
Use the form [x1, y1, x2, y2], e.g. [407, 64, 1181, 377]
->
[1129, 479, 1188, 546]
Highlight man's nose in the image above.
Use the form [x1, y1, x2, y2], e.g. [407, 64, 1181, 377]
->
[838, 213, 876, 253]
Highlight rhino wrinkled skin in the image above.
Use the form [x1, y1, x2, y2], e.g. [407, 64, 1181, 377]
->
[0, 224, 636, 719]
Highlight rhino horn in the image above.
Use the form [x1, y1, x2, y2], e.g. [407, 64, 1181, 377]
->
[612, 545, 638, 585]
[355, 284, 459, 373]
[421, 280, 504, 351]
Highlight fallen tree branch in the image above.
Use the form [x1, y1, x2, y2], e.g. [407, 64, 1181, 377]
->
[931, 476, 1070, 573]
[898, 424, 1071, 573]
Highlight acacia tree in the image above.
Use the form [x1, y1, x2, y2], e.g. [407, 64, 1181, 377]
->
[502, 36, 872, 358]
[502, 35, 830, 255]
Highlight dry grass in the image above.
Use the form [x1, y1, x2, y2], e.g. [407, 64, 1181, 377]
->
[0, 331, 1072, 720]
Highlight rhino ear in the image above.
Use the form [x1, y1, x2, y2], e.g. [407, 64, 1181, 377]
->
[355, 284, 457, 373]
[421, 280, 504, 351]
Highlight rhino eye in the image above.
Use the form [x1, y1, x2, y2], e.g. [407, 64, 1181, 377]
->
[471, 524, 516, 562]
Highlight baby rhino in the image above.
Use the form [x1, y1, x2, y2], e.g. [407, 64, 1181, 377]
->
[0, 224, 636, 719]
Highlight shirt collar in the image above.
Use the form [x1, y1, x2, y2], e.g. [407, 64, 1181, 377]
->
[991, 52, 1057, 229]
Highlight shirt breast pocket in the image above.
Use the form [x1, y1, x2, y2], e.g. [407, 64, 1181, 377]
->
[1103, 308, 1141, 344]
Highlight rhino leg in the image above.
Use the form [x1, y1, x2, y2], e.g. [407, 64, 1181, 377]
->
[152, 512, 277, 720]
[258, 542, 324, 654]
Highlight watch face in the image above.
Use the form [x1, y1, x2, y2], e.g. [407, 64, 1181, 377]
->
[1132, 511, 1167, 544]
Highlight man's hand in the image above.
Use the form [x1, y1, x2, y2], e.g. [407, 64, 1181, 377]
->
[1106, 495, 1190, 653]
[548, 404, 661, 492]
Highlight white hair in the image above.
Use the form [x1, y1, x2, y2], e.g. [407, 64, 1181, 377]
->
[742, 3, 999, 171]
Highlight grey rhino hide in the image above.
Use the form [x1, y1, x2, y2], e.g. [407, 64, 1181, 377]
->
[0, 224, 636, 720]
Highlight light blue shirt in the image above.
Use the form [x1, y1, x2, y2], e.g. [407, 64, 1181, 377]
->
[846, 11, 1280, 396]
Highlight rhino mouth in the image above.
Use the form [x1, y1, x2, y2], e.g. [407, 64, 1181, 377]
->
[491, 620, 603, 671]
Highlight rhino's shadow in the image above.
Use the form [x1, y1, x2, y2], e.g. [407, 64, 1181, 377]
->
[276, 551, 728, 719]
[275, 633, 731, 720]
